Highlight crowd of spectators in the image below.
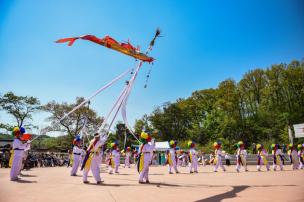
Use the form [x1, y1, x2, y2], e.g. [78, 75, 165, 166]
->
[0, 146, 69, 169]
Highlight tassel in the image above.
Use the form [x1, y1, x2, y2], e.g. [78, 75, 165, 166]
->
[149, 28, 161, 48]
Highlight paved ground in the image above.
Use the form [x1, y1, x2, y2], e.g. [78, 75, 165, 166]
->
[0, 165, 303, 202]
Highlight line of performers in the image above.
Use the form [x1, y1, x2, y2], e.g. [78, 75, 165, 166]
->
[10, 127, 304, 184]
[68, 131, 156, 184]
[67, 138, 304, 184]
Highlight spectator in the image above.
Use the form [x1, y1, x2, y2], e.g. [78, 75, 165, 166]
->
[225, 153, 231, 166]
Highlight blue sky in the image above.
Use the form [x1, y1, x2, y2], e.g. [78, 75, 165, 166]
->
[0, 0, 304, 134]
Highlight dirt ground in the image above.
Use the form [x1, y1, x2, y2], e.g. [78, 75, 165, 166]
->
[0, 165, 303, 202]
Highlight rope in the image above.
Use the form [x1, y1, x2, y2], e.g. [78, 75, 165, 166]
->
[59, 68, 131, 122]
[31, 68, 131, 143]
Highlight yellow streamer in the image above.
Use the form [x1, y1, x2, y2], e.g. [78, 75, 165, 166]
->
[9, 150, 14, 168]
[139, 153, 144, 172]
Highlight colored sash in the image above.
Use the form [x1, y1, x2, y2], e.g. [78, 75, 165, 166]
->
[214, 157, 218, 165]
[168, 153, 173, 166]
[237, 155, 243, 165]
[189, 153, 193, 163]
[280, 155, 284, 165]
[84, 153, 93, 171]
[274, 155, 281, 165]
[110, 154, 115, 168]
[273, 151, 277, 165]
[70, 154, 74, 166]
[261, 155, 268, 165]
[137, 144, 145, 173]
[81, 139, 98, 171]
[9, 150, 14, 168]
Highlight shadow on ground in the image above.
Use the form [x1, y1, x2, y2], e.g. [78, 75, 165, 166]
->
[15, 179, 37, 183]
[195, 185, 297, 202]
[19, 174, 37, 177]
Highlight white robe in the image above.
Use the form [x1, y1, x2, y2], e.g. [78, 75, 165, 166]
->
[272, 149, 283, 171]
[109, 150, 120, 173]
[168, 148, 178, 173]
[10, 138, 29, 180]
[189, 148, 198, 172]
[124, 151, 131, 168]
[290, 150, 299, 170]
[214, 149, 226, 171]
[257, 149, 270, 171]
[236, 148, 247, 171]
[70, 146, 83, 175]
[139, 142, 155, 182]
[82, 138, 106, 182]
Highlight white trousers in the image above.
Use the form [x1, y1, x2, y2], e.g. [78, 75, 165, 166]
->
[290, 156, 299, 170]
[124, 156, 130, 168]
[139, 156, 151, 182]
[214, 156, 226, 171]
[273, 162, 283, 171]
[83, 157, 102, 182]
[10, 153, 23, 180]
[109, 164, 119, 173]
[189, 160, 198, 172]
[70, 155, 81, 175]
[168, 159, 178, 173]
[257, 161, 270, 171]
[236, 156, 247, 171]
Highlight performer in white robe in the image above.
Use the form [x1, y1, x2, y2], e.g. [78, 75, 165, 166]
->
[256, 144, 270, 171]
[109, 143, 120, 174]
[213, 142, 226, 172]
[177, 150, 186, 167]
[137, 132, 155, 184]
[70, 136, 83, 176]
[236, 141, 248, 172]
[167, 140, 179, 174]
[82, 133, 106, 184]
[124, 147, 132, 168]
[271, 144, 284, 171]
[288, 144, 299, 170]
[188, 141, 198, 173]
[10, 127, 30, 181]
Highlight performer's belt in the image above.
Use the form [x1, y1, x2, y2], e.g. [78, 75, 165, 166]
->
[73, 153, 81, 155]
[14, 148, 24, 151]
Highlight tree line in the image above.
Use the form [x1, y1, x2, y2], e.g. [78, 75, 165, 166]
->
[135, 60, 304, 151]
[1, 59, 303, 151]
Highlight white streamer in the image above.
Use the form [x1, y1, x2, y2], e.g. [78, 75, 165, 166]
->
[60, 68, 131, 122]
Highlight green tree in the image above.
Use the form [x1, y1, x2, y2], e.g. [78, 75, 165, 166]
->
[0, 92, 41, 129]
[146, 59, 304, 149]
[43, 97, 103, 138]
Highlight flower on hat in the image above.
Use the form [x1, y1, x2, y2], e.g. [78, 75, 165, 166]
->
[141, 131, 149, 140]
